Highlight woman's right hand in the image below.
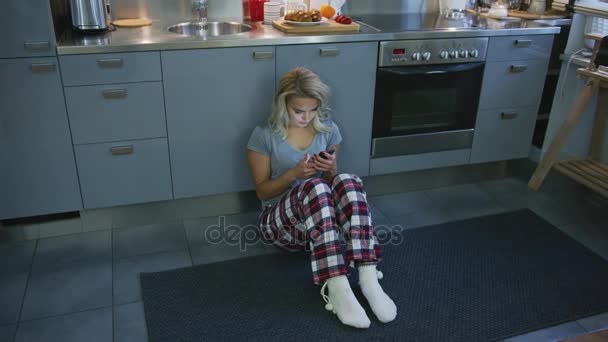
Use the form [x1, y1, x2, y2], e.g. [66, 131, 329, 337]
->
[291, 153, 318, 180]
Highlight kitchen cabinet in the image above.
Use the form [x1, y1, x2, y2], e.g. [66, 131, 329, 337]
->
[276, 42, 378, 177]
[0, 58, 82, 220]
[1, 0, 56, 58]
[162, 46, 276, 198]
[471, 35, 554, 163]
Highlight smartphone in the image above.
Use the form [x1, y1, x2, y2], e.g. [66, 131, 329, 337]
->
[318, 149, 336, 159]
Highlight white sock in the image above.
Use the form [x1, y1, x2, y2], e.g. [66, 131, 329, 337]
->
[325, 275, 371, 329]
[358, 265, 397, 323]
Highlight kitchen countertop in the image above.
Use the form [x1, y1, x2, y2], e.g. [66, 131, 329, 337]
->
[56, 13, 561, 55]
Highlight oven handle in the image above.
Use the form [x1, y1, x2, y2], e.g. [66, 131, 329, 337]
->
[378, 62, 485, 76]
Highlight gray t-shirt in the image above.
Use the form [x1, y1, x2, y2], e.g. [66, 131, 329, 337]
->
[246, 121, 343, 208]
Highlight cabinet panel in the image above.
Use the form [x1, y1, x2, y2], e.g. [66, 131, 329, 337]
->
[74, 138, 172, 208]
[471, 106, 538, 163]
[486, 35, 554, 62]
[162, 46, 276, 198]
[276, 42, 378, 177]
[0, 58, 82, 219]
[1, 0, 55, 58]
[65, 82, 167, 144]
[479, 59, 549, 110]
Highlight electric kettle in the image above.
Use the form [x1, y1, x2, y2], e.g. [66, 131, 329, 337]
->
[70, 0, 112, 32]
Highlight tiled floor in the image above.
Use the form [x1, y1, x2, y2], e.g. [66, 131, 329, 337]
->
[1, 170, 608, 342]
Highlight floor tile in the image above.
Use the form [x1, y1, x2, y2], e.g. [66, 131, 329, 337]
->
[32, 231, 111, 271]
[113, 302, 148, 342]
[111, 201, 178, 229]
[577, 312, 608, 332]
[112, 222, 188, 260]
[0, 324, 15, 342]
[504, 321, 587, 342]
[20, 259, 112, 321]
[388, 207, 454, 230]
[37, 218, 82, 239]
[0, 272, 29, 325]
[113, 250, 192, 305]
[15, 307, 112, 342]
[80, 208, 113, 232]
[184, 212, 278, 265]
[368, 191, 434, 218]
[425, 183, 507, 221]
[0, 241, 35, 274]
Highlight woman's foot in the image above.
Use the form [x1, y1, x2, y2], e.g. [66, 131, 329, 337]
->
[325, 275, 371, 328]
[358, 265, 397, 323]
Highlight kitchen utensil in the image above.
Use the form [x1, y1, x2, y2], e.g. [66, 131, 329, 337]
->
[70, 0, 112, 32]
[249, 0, 268, 21]
[528, 0, 546, 14]
[283, 19, 324, 26]
[272, 18, 359, 33]
[488, 1, 509, 16]
[264, 1, 282, 24]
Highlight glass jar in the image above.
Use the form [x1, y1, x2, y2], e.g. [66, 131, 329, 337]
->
[528, 0, 546, 14]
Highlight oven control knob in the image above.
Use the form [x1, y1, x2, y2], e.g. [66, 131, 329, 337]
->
[422, 52, 432, 60]
[449, 50, 458, 58]
[469, 49, 479, 58]
[459, 50, 469, 58]
[440, 51, 449, 59]
[411, 52, 421, 61]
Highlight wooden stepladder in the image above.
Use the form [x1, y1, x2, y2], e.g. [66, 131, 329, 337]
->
[528, 33, 608, 197]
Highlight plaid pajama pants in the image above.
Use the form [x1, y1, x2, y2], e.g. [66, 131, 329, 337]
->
[258, 173, 383, 285]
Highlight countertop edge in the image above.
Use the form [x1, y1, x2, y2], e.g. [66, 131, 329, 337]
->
[55, 26, 561, 55]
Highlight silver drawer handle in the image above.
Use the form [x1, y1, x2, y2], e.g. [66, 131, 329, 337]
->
[24, 41, 50, 51]
[253, 51, 273, 60]
[320, 48, 339, 57]
[510, 65, 528, 73]
[110, 145, 134, 155]
[30, 63, 56, 73]
[102, 89, 127, 99]
[514, 40, 532, 48]
[501, 111, 518, 120]
[97, 58, 124, 68]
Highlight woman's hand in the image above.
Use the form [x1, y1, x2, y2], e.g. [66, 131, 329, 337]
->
[291, 153, 319, 180]
[312, 151, 337, 173]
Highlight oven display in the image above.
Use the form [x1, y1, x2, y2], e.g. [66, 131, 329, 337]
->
[392, 48, 406, 55]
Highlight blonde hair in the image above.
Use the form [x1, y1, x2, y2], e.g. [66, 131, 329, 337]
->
[269, 67, 332, 139]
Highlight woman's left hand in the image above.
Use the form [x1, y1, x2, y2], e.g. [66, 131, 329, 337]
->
[312, 151, 337, 173]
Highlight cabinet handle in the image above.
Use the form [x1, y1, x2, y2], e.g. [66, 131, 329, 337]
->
[24, 41, 50, 51]
[110, 145, 134, 155]
[102, 89, 127, 99]
[514, 39, 532, 48]
[501, 111, 518, 120]
[320, 48, 340, 57]
[253, 51, 273, 60]
[30, 63, 56, 73]
[510, 64, 528, 73]
[97, 58, 124, 68]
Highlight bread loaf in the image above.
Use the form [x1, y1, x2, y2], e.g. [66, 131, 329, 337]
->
[284, 9, 322, 22]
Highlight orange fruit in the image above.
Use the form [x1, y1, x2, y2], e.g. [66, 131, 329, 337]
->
[319, 4, 336, 19]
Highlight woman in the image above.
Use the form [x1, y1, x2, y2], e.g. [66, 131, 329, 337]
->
[246, 67, 397, 328]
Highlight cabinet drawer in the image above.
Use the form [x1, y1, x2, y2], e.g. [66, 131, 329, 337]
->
[60, 52, 161, 86]
[486, 35, 554, 61]
[65, 82, 167, 144]
[74, 138, 172, 208]
[471, 106, 537, 163]
[479, 59, 548, 110]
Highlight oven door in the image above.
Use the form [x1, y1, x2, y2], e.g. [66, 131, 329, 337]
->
[372, 62, 485, 158]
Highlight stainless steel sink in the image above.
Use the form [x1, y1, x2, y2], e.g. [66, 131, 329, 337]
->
[167, 21, 254, 36]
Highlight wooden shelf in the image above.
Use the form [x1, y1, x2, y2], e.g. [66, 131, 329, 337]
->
[554, 159, 608, 197]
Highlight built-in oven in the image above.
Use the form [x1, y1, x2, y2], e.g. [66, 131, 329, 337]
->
[372, 38, 489, 158]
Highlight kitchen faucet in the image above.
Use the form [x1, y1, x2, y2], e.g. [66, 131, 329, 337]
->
[193, 0, 208, 25]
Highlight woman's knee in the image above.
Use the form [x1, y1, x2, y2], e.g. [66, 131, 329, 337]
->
[331, 173, 363, 188]
[302, 177, 331, 195]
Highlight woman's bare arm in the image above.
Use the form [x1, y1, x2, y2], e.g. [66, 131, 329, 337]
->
[247, 150, 298, 201]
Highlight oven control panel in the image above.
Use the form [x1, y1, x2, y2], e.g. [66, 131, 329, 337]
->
[378, 38, 488, 67]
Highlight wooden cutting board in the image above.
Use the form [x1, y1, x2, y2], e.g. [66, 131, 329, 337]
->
[507, 10, 568, 19]
[272, 19, 360, 33]
[112, 19, 152, 27]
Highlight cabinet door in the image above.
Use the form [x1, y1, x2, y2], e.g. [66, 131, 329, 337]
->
[0, 58, 82, 219]
[277, 42, 377, 177]
[470, 106, 538, 163]
[162, 47, 276, 198]
[1, 0, 56, 58]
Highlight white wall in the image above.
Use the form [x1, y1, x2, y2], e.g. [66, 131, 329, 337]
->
[345, 0, 439, 15]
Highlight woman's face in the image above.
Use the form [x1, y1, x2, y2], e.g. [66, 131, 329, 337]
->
[287, 96, 319, 129]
